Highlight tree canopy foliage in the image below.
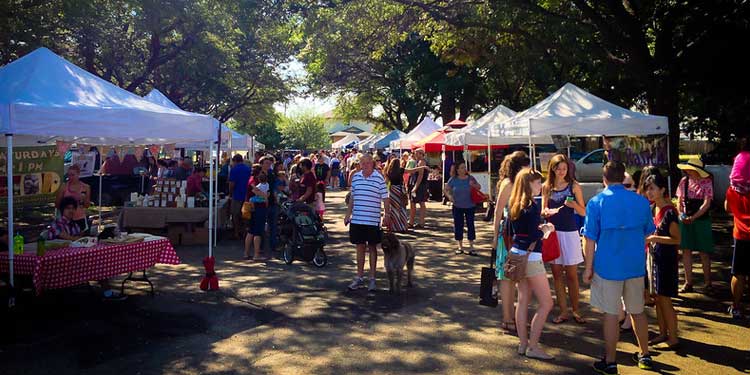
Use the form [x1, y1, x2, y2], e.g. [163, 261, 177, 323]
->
[1, 0, 298, 124]
[277, 111, 330, 150]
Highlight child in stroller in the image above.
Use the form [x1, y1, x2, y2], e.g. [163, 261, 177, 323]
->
[277, 200, 328, 267]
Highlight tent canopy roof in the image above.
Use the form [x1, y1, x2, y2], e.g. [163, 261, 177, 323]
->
[445, 104, 517, 146]
[332, 133, 360, 148]
[0, 48, 216, 145]
[390, 117, 441, 149]
[501, 83, 668, 139]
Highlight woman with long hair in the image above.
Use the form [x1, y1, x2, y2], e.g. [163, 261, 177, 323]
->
[643, 172, 681, 348]
[509, 168, 555, 359]
[56, 164, 91, 232]
[491, 151, 530, 332]
[541, 154, 587, 324]
[384, 154, 408, 232]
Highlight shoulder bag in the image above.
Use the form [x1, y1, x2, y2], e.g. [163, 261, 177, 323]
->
[503, 241, 536, 282]
[682, 178, 705, 217]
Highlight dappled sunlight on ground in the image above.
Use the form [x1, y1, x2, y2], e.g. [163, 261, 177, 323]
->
[1, 190, 749, 374]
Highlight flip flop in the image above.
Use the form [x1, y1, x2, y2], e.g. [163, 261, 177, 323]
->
[648, 336, 669, 346]
[655, 341, 681, 351]
[552, 316, 569, 324]
[572, 314, 586, 324]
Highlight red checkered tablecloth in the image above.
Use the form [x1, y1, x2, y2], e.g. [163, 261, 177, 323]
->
[0, 238, 180, 295]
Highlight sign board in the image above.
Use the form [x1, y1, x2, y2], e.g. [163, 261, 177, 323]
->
[0, 146, 64, 207]
[71, 151, 97, 178]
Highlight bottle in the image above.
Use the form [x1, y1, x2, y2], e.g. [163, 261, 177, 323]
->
[37, 235, 46, 256]
[13, 232, 24, 255]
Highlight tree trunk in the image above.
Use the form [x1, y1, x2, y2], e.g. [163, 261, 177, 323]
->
[439, 93, 456, 124]
[647, 79, 681, 193]
[458, 80, 478, 121]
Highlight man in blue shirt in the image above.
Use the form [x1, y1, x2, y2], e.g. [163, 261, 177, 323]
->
[228, 154, 251, 240]
[582, 161, 656, 374]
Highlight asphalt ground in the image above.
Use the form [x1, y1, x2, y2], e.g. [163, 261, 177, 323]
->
[1, 189, 749, 374]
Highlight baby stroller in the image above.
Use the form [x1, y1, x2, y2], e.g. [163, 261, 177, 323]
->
[277, 201, 328, 267]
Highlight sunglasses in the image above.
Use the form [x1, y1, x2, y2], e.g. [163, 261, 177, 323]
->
[623, 183, 633, 189]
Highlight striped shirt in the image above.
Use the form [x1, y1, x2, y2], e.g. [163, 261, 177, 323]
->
[351, 169, 388, 226]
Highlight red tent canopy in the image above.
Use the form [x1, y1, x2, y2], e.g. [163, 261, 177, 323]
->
[445, 119, 468, 128]
[412, 130, 508, 152]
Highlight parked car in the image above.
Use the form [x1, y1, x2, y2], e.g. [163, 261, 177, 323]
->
[575, 148, 605, 182]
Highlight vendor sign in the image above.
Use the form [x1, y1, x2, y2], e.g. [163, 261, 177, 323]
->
[0, 146, 64, 206]
[71, 150, 97, 178]
[604, 135, 668, 170]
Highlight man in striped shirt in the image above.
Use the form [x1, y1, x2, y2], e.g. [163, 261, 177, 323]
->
[345, 153, 390, 291]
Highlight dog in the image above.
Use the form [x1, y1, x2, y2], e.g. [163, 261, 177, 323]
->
[380, 231, 416, 294]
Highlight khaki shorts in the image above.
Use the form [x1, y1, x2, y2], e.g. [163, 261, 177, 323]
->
[525, 260, 546, 278]
[590, 273, 645, 315]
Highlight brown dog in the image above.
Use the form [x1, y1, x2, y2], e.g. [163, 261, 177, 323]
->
[381, 231, 416, 294]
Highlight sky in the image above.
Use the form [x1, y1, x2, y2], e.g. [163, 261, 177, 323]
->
[274, 58, 336, 116]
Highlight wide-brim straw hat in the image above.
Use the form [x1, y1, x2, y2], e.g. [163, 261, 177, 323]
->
[677, 157, 710, 178]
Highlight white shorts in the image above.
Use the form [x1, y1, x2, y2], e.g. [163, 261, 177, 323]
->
[550, 230, 584, 266]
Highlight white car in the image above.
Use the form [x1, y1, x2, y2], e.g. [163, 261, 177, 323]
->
[574, 148, 605, 182]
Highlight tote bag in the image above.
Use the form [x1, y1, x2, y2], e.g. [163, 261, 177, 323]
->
[541, 231, 561, 263]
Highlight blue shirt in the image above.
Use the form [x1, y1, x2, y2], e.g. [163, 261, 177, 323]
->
[510, 200, 544, 252]
[229, 163, 251, 201]
[447, 176, 476, 209]
[583, 184, 656, 281]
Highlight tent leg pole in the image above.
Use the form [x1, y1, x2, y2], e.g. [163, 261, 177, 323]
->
[6, 134, 15, 302]
[209, 142, 214, 258]
[487, 132, 492, 199]
[98, 172, 102, 231]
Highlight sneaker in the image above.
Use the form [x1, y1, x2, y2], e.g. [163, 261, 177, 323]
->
[102, 290, 127, 302]
[632, 352, 653, 370]
[348, 277, 366, 290]
[525, 346, 554, 360]
[368, 278, 377, 292]
[592, 359, 618, 375]
[728, 306, 743, 319]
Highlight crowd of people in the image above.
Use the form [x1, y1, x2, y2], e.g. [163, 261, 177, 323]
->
[339, 143, 749, 374]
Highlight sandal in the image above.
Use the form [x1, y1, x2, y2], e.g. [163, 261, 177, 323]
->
[572, 313, 586, 324]
[679, 284, 694, 293]
[501, 321, 517, 333]
[648, 335, 669, 346]
[455, 249, 464, 255]
[552, 315, 570, 324]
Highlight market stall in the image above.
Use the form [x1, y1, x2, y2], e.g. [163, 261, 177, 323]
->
[0, 236, 179, 295]
[1, 48, 217, 302]
[389, 117, 441, 150]
[332, 134, 360, 149]
[496, 83, 668, 170]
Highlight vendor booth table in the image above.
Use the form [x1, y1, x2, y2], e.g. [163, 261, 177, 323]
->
[0, 238, 179, 295]
[119, 207, 210, 229]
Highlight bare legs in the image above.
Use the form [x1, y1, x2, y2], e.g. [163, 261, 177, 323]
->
[651, 295, 679, 346]
[244, 233, 262, 259]
[551, 264, 582, 322]
[682, 250, 712, 289]
[602, 312, 650, 363]
[355, 243, 377, 280]
[516, 273, 553, 354]
[500, 279, 516, 325]
[732, 275, 747, 309]
[408, 201, 427, 227]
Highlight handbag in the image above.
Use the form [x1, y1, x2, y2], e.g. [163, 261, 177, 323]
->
[503, 241, 536, 282]
[241, 201, 254, 220]
[541, 231, 561, 263]
[483, 200, 495, 222]
[479, 240, 499, 307]
[681, 177, 704, 217]
[470, 186, 487, 205]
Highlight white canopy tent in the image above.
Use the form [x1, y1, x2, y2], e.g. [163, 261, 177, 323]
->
[389, 117, 441, 150]
[332, 134, 360, 149]
[499, 82, 669, 168]
[143, 89, 231, 152]
[1, 48, 218, 302]
[357, 134, 381, 151]
[445, 105, 517, 147]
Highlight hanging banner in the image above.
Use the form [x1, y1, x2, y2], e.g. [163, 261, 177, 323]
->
[604, 135, 669, 178]
[71, 151, 97, 178]
[0, 146, 64, 207]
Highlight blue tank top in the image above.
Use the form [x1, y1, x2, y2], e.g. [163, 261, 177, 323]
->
[548, 184, 578, 232]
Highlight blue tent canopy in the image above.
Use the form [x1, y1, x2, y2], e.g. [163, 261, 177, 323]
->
[373, 130, 406, 149]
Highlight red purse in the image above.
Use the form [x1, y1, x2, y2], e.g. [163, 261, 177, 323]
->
[470, 186, 487, 204]
[542, 231, 561, 263]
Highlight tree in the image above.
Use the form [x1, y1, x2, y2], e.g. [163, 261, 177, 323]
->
[1, 0, 298, 125]
[278, 111, 330, 150]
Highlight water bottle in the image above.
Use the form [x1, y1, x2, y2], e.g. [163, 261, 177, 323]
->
[13, 232, 24, 255]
